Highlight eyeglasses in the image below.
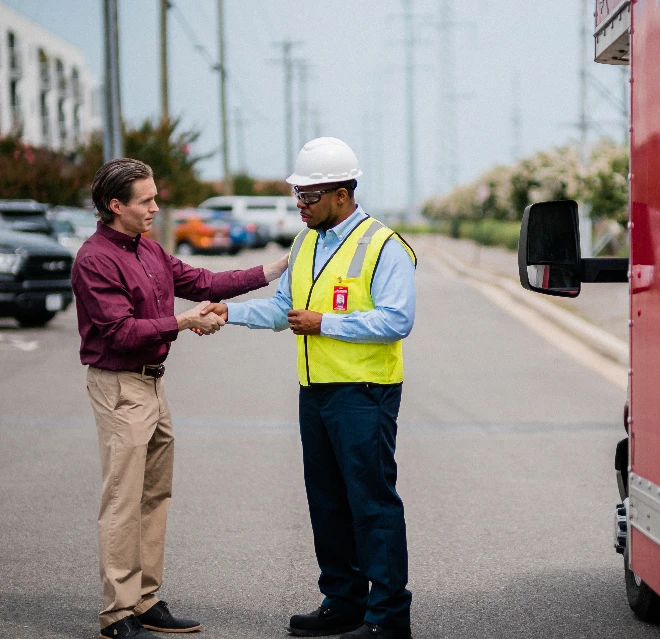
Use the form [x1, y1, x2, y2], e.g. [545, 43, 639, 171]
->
[293, 186, 341, 205]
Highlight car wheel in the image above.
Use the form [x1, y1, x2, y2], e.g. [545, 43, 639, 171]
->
[176, 242, 195, 256]
[625, 547, 660, 621]
[277, 239, 292, 249]
[228, 246, 242, 255]
[15, 310, 57, 328]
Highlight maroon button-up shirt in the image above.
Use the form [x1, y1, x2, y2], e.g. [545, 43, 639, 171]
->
[72, 222, 267, 370]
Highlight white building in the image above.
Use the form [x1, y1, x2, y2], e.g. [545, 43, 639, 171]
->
[0, 2, 101, 150]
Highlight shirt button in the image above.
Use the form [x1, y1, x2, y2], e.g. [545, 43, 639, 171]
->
[148, 274, 152, 278]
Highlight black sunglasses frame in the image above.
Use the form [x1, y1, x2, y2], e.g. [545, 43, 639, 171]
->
[293, 186, 342, 205]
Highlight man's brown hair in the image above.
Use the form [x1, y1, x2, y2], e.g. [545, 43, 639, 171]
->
[92, 158, 153, 224]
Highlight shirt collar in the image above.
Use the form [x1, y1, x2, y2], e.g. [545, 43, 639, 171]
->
[97, 221, 141, 252]
[318, 205, 367, 241]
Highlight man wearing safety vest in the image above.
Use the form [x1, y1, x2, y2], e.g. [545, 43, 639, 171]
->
[202, 137, 416, 639]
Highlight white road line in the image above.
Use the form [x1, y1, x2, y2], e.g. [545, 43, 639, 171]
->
[0, 333, 39, 352]
[472, 279, 627, 390]
[425, 251, 627, 390]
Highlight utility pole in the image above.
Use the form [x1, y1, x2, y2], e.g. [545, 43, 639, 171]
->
[511, 72, 522, 162]
[102, 0, 122, 161]
[403, 0, 416, 224]
[296, 59, 309, 151]
[578, 0, 589, 164]
[438, 0, 458, 191]
[217, 0, 232, 194]
[159, 0, 170, 123]
[159, 0, 174, 253]
[578, 0, 592, 257]
[272, 41, 301, 175]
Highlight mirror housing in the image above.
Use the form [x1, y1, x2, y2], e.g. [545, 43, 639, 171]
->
[518, 200, 629, 297]
[519, 200, 582, 297]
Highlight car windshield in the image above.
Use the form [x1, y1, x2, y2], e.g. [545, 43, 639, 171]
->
[52, 208, 96, 227]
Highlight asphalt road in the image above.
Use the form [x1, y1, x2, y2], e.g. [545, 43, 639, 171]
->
[0, 243, 653, 639]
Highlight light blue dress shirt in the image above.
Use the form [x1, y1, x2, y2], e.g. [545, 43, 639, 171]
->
[226, 205, 416, 344]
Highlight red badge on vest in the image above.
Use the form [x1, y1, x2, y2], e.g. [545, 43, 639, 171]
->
[333, 286, 348, 311]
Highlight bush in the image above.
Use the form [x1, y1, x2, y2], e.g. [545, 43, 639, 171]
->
[423, 140, 629, 226]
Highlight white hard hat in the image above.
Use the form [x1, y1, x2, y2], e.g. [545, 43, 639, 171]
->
[286, 137, 363, 187]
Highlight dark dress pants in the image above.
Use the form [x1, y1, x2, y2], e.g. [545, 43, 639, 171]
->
[298, 383, 412, 628]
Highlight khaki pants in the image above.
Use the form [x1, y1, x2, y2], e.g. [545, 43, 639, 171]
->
[86, 367, 174, 629]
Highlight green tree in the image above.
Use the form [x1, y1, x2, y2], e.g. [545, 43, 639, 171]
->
[123, 118, 214, 206]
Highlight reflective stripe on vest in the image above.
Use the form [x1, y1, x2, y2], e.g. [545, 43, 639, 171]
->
[289, 217, 415, 386]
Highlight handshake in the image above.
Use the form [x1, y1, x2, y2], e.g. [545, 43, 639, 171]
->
[176, 301, 228, 336]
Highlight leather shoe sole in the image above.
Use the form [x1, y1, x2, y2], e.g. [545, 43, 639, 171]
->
[139, 623, 202, 633]
[287, 622, 363, 637]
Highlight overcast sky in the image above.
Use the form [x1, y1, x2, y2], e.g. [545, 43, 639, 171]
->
[4, 0, 627, 214]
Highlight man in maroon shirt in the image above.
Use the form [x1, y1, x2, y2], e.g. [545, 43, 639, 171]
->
[72, 158, 288, 639]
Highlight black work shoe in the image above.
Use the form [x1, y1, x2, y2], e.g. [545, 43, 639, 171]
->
[100, 615, 158, 639]
[136, 601, 201, 633]
[340, 623, 412, 639]
[288, 605, 364, 637]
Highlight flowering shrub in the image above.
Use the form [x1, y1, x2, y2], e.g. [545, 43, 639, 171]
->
[423, 140, 629, 225]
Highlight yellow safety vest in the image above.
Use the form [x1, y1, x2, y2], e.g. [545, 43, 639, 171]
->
[289, 216, 416, 386]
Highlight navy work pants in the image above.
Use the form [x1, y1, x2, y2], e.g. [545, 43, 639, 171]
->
[298, 383, 412, 628]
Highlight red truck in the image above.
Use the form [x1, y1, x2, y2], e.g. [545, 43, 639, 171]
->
[518, 0, 660, 621]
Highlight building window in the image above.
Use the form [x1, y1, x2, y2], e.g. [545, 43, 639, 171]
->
[56, 58, 66, 95]
[40, 91, 50, 144]
[73, 103, 81, 142]
[58, 99, 66, 144]
[38, 48, 51, 90]
[10, 80, 22, 134]
[8, 31, 22, 78]
[71, 67, 81, 102]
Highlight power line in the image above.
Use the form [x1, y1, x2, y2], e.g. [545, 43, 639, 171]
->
[170, 2, 273, 123]
[271, 41, 303, 174]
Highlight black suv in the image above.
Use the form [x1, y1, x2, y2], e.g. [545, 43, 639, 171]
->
[0, 229, 74, 327]
[0, 199, 55, 236]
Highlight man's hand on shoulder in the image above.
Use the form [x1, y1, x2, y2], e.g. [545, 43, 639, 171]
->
[288, 310, 322, 335]
[263, 253, 289, 283]
[176, 301, 225, 335]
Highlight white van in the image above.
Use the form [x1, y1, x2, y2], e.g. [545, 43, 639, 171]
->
[199, 196, 303, 248]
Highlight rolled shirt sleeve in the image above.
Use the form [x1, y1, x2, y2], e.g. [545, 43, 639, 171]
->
[170, 255, 268, 301]
[227, 270, 292, 331]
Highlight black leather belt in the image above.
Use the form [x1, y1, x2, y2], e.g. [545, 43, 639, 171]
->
[131, 364, 165, 378]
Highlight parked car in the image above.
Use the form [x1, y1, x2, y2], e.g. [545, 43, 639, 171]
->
[198, 196, 302, 248]
[0, 199, 55, 237]
[173, 209, 237, 256]
[48, 206, 97, 246]
[209, 209, 271, 249]
[0, 228, 74, 327]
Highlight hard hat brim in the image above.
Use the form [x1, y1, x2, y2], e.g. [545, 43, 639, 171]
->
[286, 169, 363, 187]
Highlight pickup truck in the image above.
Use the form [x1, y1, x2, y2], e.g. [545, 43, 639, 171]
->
[0, 229, 74, 327]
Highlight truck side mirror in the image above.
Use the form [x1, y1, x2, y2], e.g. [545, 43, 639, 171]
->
[518, 200, 581, 298]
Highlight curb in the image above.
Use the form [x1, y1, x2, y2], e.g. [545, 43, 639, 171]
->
[433, 249, 629, 368]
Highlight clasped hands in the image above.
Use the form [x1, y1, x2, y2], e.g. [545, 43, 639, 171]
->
[175, 301, 225, 336]
[185, 303, 323, 336]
